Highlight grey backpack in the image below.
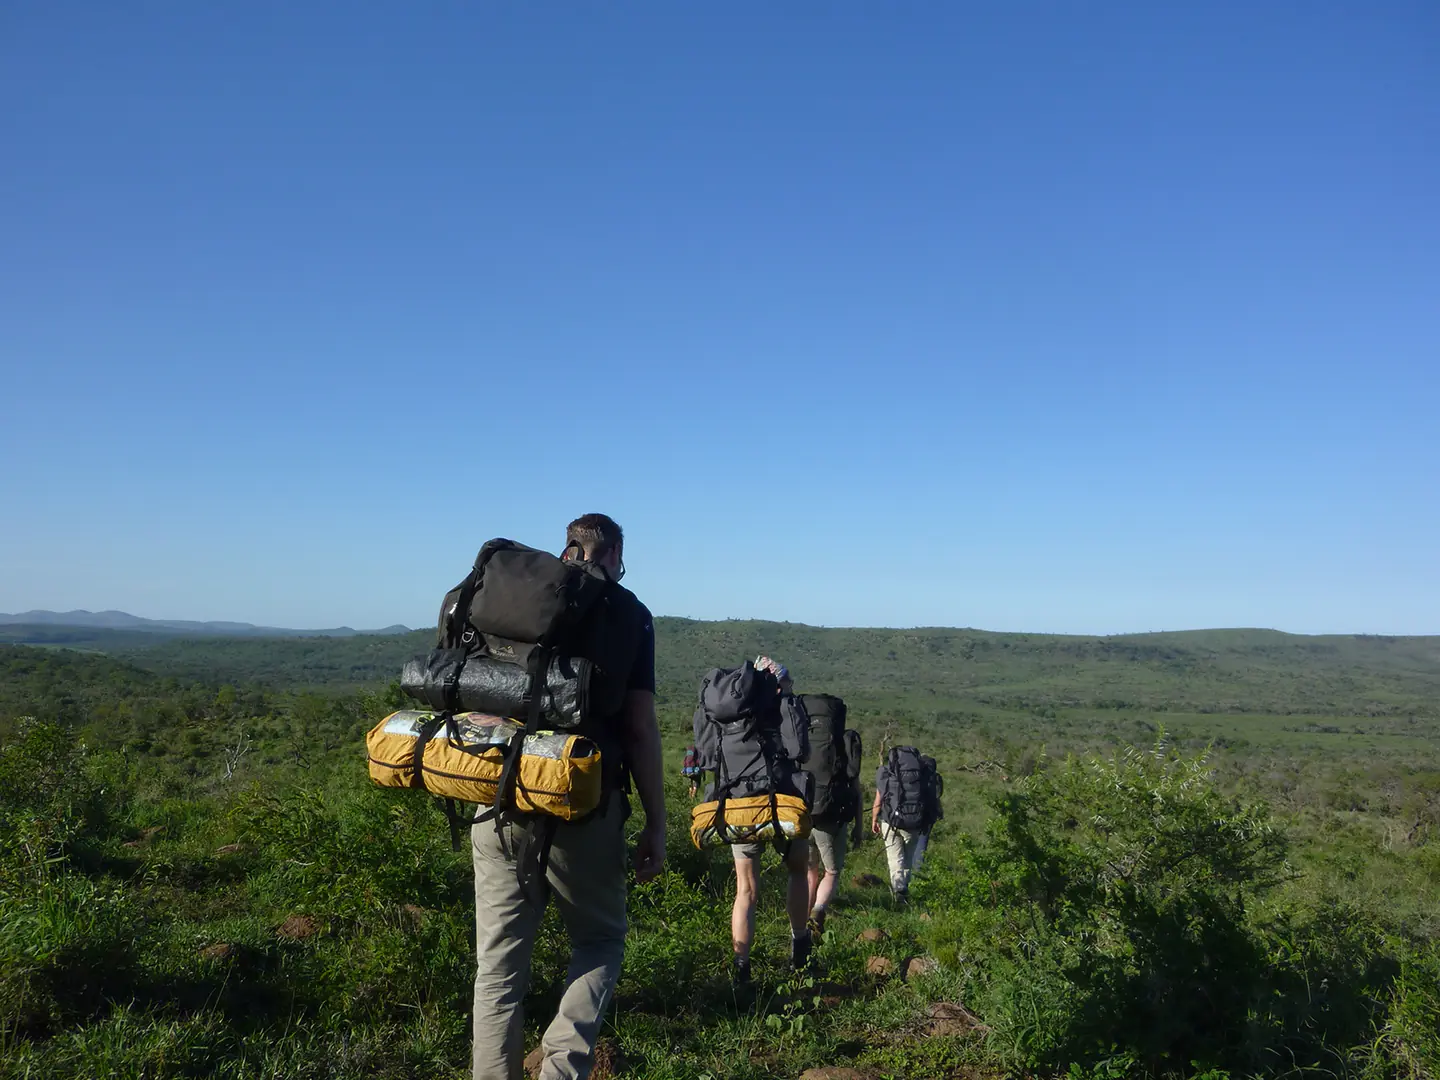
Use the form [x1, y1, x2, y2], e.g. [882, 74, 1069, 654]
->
[692, 662, 810, 803]
[880, 746, 940, 831]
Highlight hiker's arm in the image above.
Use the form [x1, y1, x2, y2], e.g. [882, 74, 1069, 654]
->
[871, 789, 883, 834]
[623, 689, 666, 879]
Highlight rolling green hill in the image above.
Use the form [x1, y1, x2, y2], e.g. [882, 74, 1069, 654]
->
[6, 619, 1432, 718]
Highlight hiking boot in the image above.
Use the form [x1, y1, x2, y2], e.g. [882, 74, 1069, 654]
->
[892, 886, 910, 907]
[808, 908, 827, 937]
[733, 955, 752, 987]
[790, 931, 814, 972]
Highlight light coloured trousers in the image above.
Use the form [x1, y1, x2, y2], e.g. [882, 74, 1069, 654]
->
[880, 822, 928, 893]
[471, 795, 628, 1080]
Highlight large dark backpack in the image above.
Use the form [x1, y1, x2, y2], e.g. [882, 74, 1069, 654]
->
[398, 539, 644, 876]
[401, 538, 642, 736]
[799, 694, 862, 829]
[692, 663, 810, 848]
[880, 746, 940, 831]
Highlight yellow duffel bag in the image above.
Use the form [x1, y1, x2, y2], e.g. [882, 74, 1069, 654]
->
[690, 793, 812, 849]
[366, 710, 603, 821]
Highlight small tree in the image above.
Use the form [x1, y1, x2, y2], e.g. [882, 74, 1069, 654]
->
[949, 736, 1290, 1073]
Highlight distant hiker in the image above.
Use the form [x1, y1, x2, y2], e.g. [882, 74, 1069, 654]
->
[795, 691, 863, 935]
[692, 655, 813, 985]
[461, 515, 665, 1080]
[682, 743, 703, 799]
[871, 746, 942, 904]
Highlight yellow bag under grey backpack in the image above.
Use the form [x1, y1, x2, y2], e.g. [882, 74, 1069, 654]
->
[689, 793, 812, 849]
[366, 710, 603, 822]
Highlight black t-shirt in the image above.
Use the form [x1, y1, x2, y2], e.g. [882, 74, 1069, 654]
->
[627, 604, 656, 694]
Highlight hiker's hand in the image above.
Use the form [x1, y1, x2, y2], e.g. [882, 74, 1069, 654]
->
[633, 822, 666, 883]
[871, 818, 881, 836]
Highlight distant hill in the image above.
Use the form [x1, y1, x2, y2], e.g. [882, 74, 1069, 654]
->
[0, 609, 410, 638]
[3, 615, 1436, 718]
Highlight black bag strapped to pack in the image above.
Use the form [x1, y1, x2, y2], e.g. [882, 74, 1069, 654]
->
[690, 663, 812, 853]
[798, 693, 864, 844]
[879, 745, 941, 832]
[394, 538, 645, 898]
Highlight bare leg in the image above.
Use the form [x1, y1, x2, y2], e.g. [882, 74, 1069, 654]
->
[807, 842, 822, 913]
[813, 870, 840, 913]
[732, 852, 759, 961]
[785, 841, 810, 939]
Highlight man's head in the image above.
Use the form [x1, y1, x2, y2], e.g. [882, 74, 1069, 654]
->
[564, 513, 625, 578]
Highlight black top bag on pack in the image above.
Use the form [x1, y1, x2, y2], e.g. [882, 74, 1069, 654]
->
[799, 694, 863, 837]
[879, 746, 941, 832]
[401, 539, 643, 740]
[399, 539, 646, 881]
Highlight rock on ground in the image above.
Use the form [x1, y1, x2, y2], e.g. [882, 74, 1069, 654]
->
[865, 955, 895, 977]
[902, 955, 939, 981]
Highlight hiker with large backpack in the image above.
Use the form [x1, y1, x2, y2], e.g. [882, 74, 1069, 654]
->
[796, 691, 863, 935]
[691, 655, 813, 985]
[405, 514, 664, 1080]
[871, 745, 943, 904]
[681, 744, 703, 799]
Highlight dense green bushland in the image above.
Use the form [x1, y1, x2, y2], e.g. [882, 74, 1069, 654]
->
[1, 629, 1437, 1079]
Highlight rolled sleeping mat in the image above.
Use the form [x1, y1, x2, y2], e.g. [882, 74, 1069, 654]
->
[366, 710, 603, 821]
[689, 793, 812, 849]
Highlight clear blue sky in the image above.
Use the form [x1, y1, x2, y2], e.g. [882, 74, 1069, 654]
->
[1, 3, 1435, 635]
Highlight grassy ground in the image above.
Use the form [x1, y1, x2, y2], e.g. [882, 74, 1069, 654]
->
[1, 633, 1438, 1079]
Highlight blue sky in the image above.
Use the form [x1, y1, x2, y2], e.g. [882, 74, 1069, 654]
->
[1, 3, 1435, 635]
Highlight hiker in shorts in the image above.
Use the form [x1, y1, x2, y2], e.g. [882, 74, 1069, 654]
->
[871, 746, 942, 905]
[693, 655, 813, 985]
[795, 693, 862, 937]
[470, 515, 666, 1080]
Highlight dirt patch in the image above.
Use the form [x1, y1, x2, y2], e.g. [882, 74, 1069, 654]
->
[526, 1038, 625, 1079]
[198, 943, 235, 962]
[850, 873, 885, 889]
[857, 928, 889, 944]
[799, 1068, 876, 1080]
[924, 1001, 989, 1038]
[400, 903, 428, 928]
[276, 914, 320, 941]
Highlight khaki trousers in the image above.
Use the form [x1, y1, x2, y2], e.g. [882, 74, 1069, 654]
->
[879, 822, 928, 893]
[471, 795, 628, 1080]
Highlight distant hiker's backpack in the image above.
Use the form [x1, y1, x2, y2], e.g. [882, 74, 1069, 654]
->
[690, 663, 811, 851]
[880, 746, 941, 832]
[681, 745, 703, 780]
[383, 538, 645, 890]
[799, 694, 863, 831]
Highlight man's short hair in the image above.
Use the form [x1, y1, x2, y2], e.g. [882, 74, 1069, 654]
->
[565, 513, 624, 561]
